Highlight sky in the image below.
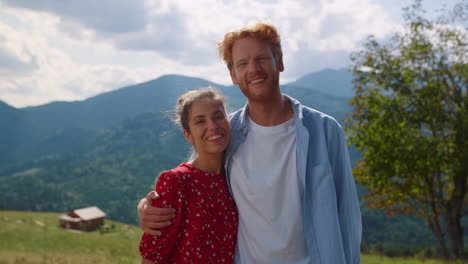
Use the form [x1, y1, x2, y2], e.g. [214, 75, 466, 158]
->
[0, 0, 461, 108]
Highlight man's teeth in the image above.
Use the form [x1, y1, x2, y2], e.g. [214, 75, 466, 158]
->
[250, 78, 264, 84]
[208, 135, 222, 140]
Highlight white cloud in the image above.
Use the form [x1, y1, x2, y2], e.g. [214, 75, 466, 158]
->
[2, 0, 150, 34]
[0, 6, 149, 106]
[0, 0, 461, 107]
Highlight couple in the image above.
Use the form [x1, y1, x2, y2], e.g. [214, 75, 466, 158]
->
[139, 22, 362, 264]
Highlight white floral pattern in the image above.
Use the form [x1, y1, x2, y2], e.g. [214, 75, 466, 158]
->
[140, 162, 238, 263]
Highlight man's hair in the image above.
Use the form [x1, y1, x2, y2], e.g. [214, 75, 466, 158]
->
[217, 22, 283, 70]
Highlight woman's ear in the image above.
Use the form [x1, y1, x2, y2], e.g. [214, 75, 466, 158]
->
[183, 129, 193, 143]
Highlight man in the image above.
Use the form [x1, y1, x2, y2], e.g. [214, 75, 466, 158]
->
[138, 22, 362, 263]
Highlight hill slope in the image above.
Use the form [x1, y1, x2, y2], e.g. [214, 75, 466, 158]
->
[0, 211, 456, 264]
[288, 68, 354, 98]
[0, 210, 143, 263]
[0, 111, 189, 224]
[0, 75, 243, 166]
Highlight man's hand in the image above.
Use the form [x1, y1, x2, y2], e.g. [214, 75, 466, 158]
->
[138, 191, 176, 236]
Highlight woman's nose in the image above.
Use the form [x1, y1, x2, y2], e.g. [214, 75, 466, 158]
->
[208, 119, 220, 130]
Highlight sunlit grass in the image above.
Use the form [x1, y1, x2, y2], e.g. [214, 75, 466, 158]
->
[361, 254, 464, 264]
[0, 210, 142, 264]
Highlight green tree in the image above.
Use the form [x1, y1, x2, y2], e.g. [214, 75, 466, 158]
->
[345, 0, 467, 260]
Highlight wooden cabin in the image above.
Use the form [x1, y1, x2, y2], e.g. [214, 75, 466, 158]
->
[59, 206, 106, 231]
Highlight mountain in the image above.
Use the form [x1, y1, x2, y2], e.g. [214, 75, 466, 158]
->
[0, 101, 31, 164]
[0, 69, 443, 250]
[289, 68, 354, 98]
[0, 71, 352, 167]
[21, 74, 232, 130]
[0, 75, 245, 166]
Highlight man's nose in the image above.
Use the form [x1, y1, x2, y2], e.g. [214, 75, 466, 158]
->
[247, 60, 261, 72]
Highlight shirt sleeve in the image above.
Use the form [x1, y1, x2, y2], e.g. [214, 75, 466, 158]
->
[328, 121, 362, 264]
[139, 170, 185, 263]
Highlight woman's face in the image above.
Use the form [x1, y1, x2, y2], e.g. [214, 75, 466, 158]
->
[183, 99, 230, 156]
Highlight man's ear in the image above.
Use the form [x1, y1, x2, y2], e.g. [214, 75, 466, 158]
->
[183, 129, 193, 143]
[277, 57, 284, 72]
[230, 69, 238, 85]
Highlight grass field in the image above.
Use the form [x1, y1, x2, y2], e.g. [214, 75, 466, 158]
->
[0, 211, 462, 264]
[0, 210, 142, 264]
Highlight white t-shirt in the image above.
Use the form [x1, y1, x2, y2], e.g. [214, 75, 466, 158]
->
[230, 116, 310, 264]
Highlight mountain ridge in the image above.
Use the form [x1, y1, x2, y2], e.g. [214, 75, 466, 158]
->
[0, 69, 441, 249]
[0, 70, 349, 165]
[289, 68, 354, 98]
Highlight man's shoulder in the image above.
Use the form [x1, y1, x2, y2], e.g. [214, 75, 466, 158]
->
[299, 104, 341, 129]
[228, 108, 243, 119]
[286, 94, 340, 128]
[228, 108, 245, 128]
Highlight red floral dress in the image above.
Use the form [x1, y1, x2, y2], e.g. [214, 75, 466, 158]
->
[140, 162, 238, 263]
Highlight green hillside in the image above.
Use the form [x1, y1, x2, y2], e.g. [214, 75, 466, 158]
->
[0, 211, 461, 264]
[0, 210, 143, 264]
[0, 111, 189, 224]
[0, 75, 242, 167]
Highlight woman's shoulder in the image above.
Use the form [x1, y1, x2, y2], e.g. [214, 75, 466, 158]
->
[157, 162, 196, 184]
[166, 162, 197, 176]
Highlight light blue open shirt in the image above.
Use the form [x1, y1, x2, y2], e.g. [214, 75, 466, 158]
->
[224, 95, 362, 264]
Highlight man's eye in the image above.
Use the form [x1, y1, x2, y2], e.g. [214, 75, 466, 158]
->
[196, 120, 205, 124]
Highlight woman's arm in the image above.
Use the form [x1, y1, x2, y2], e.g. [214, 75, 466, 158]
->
[139, 171, 184, 263]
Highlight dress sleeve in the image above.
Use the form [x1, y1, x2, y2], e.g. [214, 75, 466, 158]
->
[139, 170, 185, 263]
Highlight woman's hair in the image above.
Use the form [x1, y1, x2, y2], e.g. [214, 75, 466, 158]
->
[217, 22, 283, 70]
[175, 86, 227, 132]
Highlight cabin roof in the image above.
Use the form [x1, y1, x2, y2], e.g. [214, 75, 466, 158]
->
[59, 214, 81, 222]
[73, 206, 106, 221]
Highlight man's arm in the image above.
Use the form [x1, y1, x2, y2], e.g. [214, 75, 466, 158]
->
[138, 191, 176, 236]
[141, 258, 153, 264]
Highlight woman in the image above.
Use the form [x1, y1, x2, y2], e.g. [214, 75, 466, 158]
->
[139, 87, 238, 263]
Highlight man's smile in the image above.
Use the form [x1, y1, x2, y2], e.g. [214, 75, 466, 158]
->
[249, 78, 265, 84]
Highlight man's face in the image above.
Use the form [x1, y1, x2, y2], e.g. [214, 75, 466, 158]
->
[229, 37, 284, 103]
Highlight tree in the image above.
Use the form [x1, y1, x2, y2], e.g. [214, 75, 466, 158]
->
[345, 0, 467, 260]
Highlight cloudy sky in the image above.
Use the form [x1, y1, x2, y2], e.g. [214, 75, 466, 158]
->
[0, 0, 460, 108]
